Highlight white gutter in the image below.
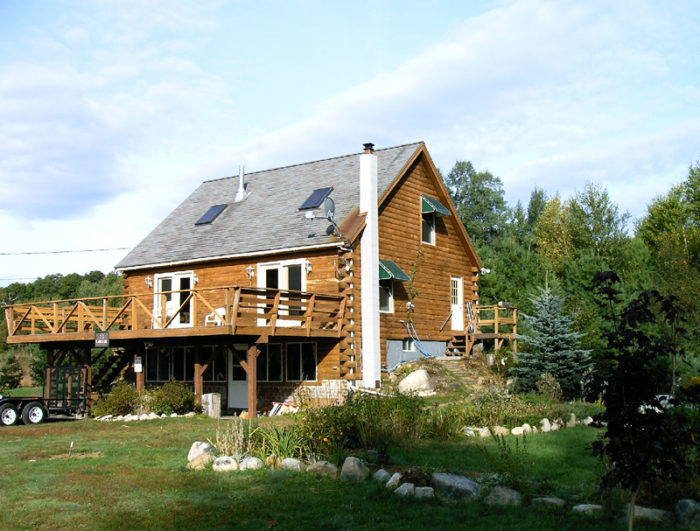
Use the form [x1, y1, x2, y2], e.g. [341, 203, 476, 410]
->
[116, 242, 344, 273]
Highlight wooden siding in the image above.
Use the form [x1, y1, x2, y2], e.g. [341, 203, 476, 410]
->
[373, 154, 478, 366]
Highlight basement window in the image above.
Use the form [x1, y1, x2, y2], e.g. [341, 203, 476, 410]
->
[402, 338, 415, 352]
[195, 204, 227, 225]
[299, 187, 333, 210]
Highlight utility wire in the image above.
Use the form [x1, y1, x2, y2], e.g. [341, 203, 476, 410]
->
[0, 247, 130, 256]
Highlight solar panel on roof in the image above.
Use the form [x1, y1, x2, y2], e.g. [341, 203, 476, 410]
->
[195, 204, 227, 225]
[299, 187, 333, 210]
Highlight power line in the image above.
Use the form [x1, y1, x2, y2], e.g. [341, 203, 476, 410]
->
[0, 247, 130, 256]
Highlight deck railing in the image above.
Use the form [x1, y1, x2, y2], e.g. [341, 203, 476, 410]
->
[4, 286, 347, 341]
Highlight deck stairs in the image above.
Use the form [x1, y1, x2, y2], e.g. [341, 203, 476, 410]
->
[445, 334, 469, 357]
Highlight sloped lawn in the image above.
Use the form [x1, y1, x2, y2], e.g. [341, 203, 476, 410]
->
[0, 417, 676, 530]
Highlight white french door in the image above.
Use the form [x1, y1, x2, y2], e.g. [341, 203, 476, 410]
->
[451, 276, 464, 331]
[257, 260, 306, 327]
[228, 344, 249, 409]
[153, 271, 194, 328]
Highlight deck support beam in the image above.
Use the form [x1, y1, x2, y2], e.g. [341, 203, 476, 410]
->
[240, 335, 267, 418]
[135, 352, 145, 393]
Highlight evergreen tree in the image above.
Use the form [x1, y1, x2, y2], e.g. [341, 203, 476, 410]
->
[513, 286, 591, 399]
[0, 352, 23, 390]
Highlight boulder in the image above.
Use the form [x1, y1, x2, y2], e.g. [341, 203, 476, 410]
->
[540, 418, 551, 433]
[581, 416, 594, 426]
[531, 497, 566, 508]
[550, 422, 560, 431]
[675, 499, 700, 528]
[394, 483, 416, 497]
[187, 453, 214, 470]
[184, 411, 196, 417]
[386, 472, 403, 490]
[484, 486, 522, 506]
[397, 369, 435, 397]
[572, 504, 603, 516]
[170, 413, 178, 418]
[373, 469, 391, 482]
[522, 423, 533, 434]
[567, 413, 577, 428]
[339, 457, 370, 482]
[188, 441, 216, 462]
[139, 414, 149, 421]
[492, 426, 509, 436]
[306, 460, 338, 477]
[415, 486, 435, 499]
[625, 504, 672, 523]
[280, 458, 306, 472]
[431, 473, 481, 502]
[478, 427, 491, 438]
[239, 456, 264, 471]
[511, 427, 524, 436]
[212, 456, 238, 472]
[462, 427, 476, 437]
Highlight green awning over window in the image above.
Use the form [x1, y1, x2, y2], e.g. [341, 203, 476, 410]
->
[421, 195, 451, 216]
[379, 259, 411, 281]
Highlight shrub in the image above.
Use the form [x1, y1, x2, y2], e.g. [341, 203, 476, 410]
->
[0, 352, 23, 390]
[211, 418, 254, 458]
[91, 382, 139, 416]
[536, 373, 562, 402]
[151, 381, 194, 415]
[257, 426, 306, 461]
[467, 385, 540, 427]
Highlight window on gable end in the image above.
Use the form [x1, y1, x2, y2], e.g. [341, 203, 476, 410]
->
[379, 279, 393, 313]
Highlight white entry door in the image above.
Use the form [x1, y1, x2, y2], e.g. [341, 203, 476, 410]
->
[258, 260, 305, 327]
[451, 276, 464, 331]
[153, 271, 194, 328]
[228, 344, 249, 409]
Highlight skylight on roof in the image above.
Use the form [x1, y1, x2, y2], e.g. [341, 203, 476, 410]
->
[195, 204, 227, 225]
[299, 187, 333, 210]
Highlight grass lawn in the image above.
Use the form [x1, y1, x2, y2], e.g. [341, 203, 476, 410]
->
[0, 417, 678, 530]
[2, 385, 42, 397]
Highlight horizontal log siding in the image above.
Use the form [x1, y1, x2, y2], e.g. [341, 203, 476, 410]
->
[122, 248, 345, 384]
[376, 156, 478, 365]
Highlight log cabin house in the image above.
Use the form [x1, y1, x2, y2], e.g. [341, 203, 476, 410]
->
[5, 142, 517, 416]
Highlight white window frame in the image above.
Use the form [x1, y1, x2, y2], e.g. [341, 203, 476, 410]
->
[379, 279, 394, 313]
[285, 342, 317, 382]
[402, 338, 415, 352]
[257, 258, 308, 327]
[421, 211, 436, 245]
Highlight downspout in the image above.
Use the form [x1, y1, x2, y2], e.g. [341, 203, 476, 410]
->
[359, 143, 381, 388]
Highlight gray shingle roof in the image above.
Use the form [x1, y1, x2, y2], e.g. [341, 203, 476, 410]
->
[116, 142, 423, 270]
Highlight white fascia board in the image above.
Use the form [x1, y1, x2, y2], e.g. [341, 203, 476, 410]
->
[116, 242, 343, 273]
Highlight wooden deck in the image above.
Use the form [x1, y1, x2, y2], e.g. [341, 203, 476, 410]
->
[4, 286, 347, 345]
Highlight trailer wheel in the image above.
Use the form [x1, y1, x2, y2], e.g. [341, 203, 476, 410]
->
[0, 403, 19, 426]
[22, 402, 47, 425]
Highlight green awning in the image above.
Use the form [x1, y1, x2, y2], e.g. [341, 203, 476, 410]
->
[421, 195, 451, 216]
[379, 259, 411, 281]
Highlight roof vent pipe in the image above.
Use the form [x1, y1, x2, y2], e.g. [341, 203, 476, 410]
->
[234, 164, 247, 202]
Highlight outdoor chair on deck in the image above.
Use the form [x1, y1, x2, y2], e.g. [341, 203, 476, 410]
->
[153, 300, 177, 328]
[205, 307, 226, 326]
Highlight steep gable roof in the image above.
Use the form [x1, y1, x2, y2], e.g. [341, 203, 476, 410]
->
[116, 142, 423, 270]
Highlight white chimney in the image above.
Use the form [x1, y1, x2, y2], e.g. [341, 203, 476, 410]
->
[234, 164, 247, 202]
[359, 142, 381, 388]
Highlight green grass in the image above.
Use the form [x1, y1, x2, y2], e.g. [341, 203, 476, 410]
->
[0, 417, 677, 530]
[2, 385, 42, 397]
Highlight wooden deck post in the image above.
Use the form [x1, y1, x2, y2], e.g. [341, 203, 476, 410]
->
[194, 347, 203, 404]
[135, 352, 145, 393]
[239, 335, 267, 419]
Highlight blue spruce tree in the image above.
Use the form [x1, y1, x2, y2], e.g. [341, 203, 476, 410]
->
[514, 287, 591, 399]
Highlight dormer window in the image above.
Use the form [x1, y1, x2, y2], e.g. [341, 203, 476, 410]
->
[195, 204, 227, 225]
[421, 195, 450, 245]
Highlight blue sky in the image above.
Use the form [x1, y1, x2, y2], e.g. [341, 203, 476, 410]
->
[1, 0, 699, 286]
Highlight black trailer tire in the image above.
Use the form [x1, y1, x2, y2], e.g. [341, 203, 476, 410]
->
[21, 402, 47, 425]
[0, 403, 19, 426]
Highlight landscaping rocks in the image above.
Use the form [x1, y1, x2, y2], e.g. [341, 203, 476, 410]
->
[415, 486, 435, 499]
[484, 486, 522, 506]
[492, 426, 509, 436]
[188, 441, 216, 462]
[626, 504, 672, 523]
[281, 458, 306, 472]
[187, 453, 214, 470]
[431, 473, 481, 502]
[394, 483, 416, 497]
[386, 472, 403, 490]
[373, 469, 391, 482]
[531, 497, 566, 508]
[212, 456, 238, 472]
[478, 427, 491, 438]
[397, 369, 435, 397]
[511, 426, 524, 436]
[522, 423, 533, 434]
[462, 427, 476, 437]
[339, 457, 370, 482]
[581, 416, 594, 426]
[675, 499, 700, 528]
[540, 418, 551, 432]
[307, 460, 338, 477]
[239, 456, 264, 471]
[572, 504, 603, 516]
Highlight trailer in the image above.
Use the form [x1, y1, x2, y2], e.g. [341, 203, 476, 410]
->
[0, 366, 88, 426]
